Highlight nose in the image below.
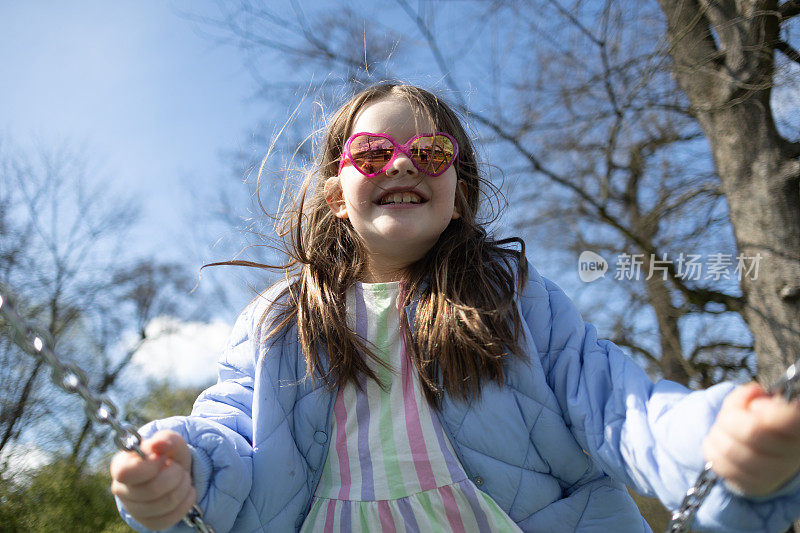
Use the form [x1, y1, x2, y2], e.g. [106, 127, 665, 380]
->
[386, 152, 418, 177]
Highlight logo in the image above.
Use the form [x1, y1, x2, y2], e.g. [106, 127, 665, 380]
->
[578, 251, 608, 282]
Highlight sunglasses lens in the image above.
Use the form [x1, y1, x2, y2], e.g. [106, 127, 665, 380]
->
[349, 135, 395, 175]
[410, 135, 455, 175]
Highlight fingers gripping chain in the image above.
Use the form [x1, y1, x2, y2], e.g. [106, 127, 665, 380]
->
[0, 290, 215, 533]
[666, 360, 800, 533]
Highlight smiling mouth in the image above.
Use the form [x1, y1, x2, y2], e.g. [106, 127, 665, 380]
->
[378, 191, 426, 205]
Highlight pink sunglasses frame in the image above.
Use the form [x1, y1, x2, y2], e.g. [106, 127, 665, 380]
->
[338, 131, 459, 178]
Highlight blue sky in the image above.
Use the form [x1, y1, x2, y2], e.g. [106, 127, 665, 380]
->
[1, 1, 256, 265]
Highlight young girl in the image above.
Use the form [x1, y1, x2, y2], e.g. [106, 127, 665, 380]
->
[110, 84, 800, 532]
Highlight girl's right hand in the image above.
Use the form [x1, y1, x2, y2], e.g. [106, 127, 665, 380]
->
[110, 430, 196, 530]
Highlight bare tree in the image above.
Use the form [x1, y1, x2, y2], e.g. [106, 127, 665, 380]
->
[0, 140, 135, 461]
[68, 260, 194, 468]
[0, 140, 195, 474]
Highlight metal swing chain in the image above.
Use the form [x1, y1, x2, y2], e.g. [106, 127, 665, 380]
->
[666, 359, 800, 533]
[0, 289, 214, 533]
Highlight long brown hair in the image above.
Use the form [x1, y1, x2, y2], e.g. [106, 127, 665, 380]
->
[212, 83, 528, 407]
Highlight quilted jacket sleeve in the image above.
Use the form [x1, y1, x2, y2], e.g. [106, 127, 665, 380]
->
[522, 266, 800, 532]
[116, 303, 260, 533]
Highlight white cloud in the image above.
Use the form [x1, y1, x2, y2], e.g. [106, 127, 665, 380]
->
[1, 442, 52, 481]
[129, 316, 232, 387]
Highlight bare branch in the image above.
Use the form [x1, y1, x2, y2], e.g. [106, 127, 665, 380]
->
[776, 40, 800, 66]
[788, 141, 800, 159]
[547, 0, 603, 46]
[688, 341, 753, 362]
[780, 0, 800, 20]
[394, 0, 464, 105]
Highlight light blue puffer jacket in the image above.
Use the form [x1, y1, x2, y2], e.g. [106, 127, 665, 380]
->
[118, 265, 800, 532]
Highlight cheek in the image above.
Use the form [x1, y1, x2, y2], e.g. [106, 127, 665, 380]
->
[442, 188, 457, 212]
[434, 177, 459, 214]
[340, 175, 372, 208]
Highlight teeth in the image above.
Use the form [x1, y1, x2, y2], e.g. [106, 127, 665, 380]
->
[381, 192, 421, 205]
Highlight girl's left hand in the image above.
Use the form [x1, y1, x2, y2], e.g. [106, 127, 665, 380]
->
[702, 382, 800, 497]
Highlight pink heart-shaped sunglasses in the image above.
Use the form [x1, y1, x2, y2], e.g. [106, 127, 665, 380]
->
[338, 132, 459, 177]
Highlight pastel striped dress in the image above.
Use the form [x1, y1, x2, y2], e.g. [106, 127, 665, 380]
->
[300, 282, 522, 532]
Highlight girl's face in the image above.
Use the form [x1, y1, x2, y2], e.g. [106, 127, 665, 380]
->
[325, 96, 461, 282]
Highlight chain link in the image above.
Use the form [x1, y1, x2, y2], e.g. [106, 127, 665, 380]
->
[666, 359, 800, 533]
[0, 289, 215, 533]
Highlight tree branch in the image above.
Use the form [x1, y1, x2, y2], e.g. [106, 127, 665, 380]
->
[776, 39, 800, 66]
[473, 105, 744, 313]
[657, 0, 721, 73]
[0, 360, 43, 456]
[547, 0, 604, 46]
[788, 141, 800, 159]
[780, 0, 800, 21]
[688, 341, 753, 362]
[394, 0, 740, 315]
[394, 0, 464, 106]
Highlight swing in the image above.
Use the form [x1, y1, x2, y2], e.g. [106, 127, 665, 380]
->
[1, 287, 798, 533]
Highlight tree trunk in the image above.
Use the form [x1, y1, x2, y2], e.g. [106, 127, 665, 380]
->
[0, 359, 43, 457]
[656, 0, 800, 384]
[708, 102, 800, 383]
[642, 241, 693, 384]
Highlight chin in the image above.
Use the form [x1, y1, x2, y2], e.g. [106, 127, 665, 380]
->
[367, 229, 433, 251]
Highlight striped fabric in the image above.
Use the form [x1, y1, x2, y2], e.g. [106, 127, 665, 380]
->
[301, 282, 521, 532]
